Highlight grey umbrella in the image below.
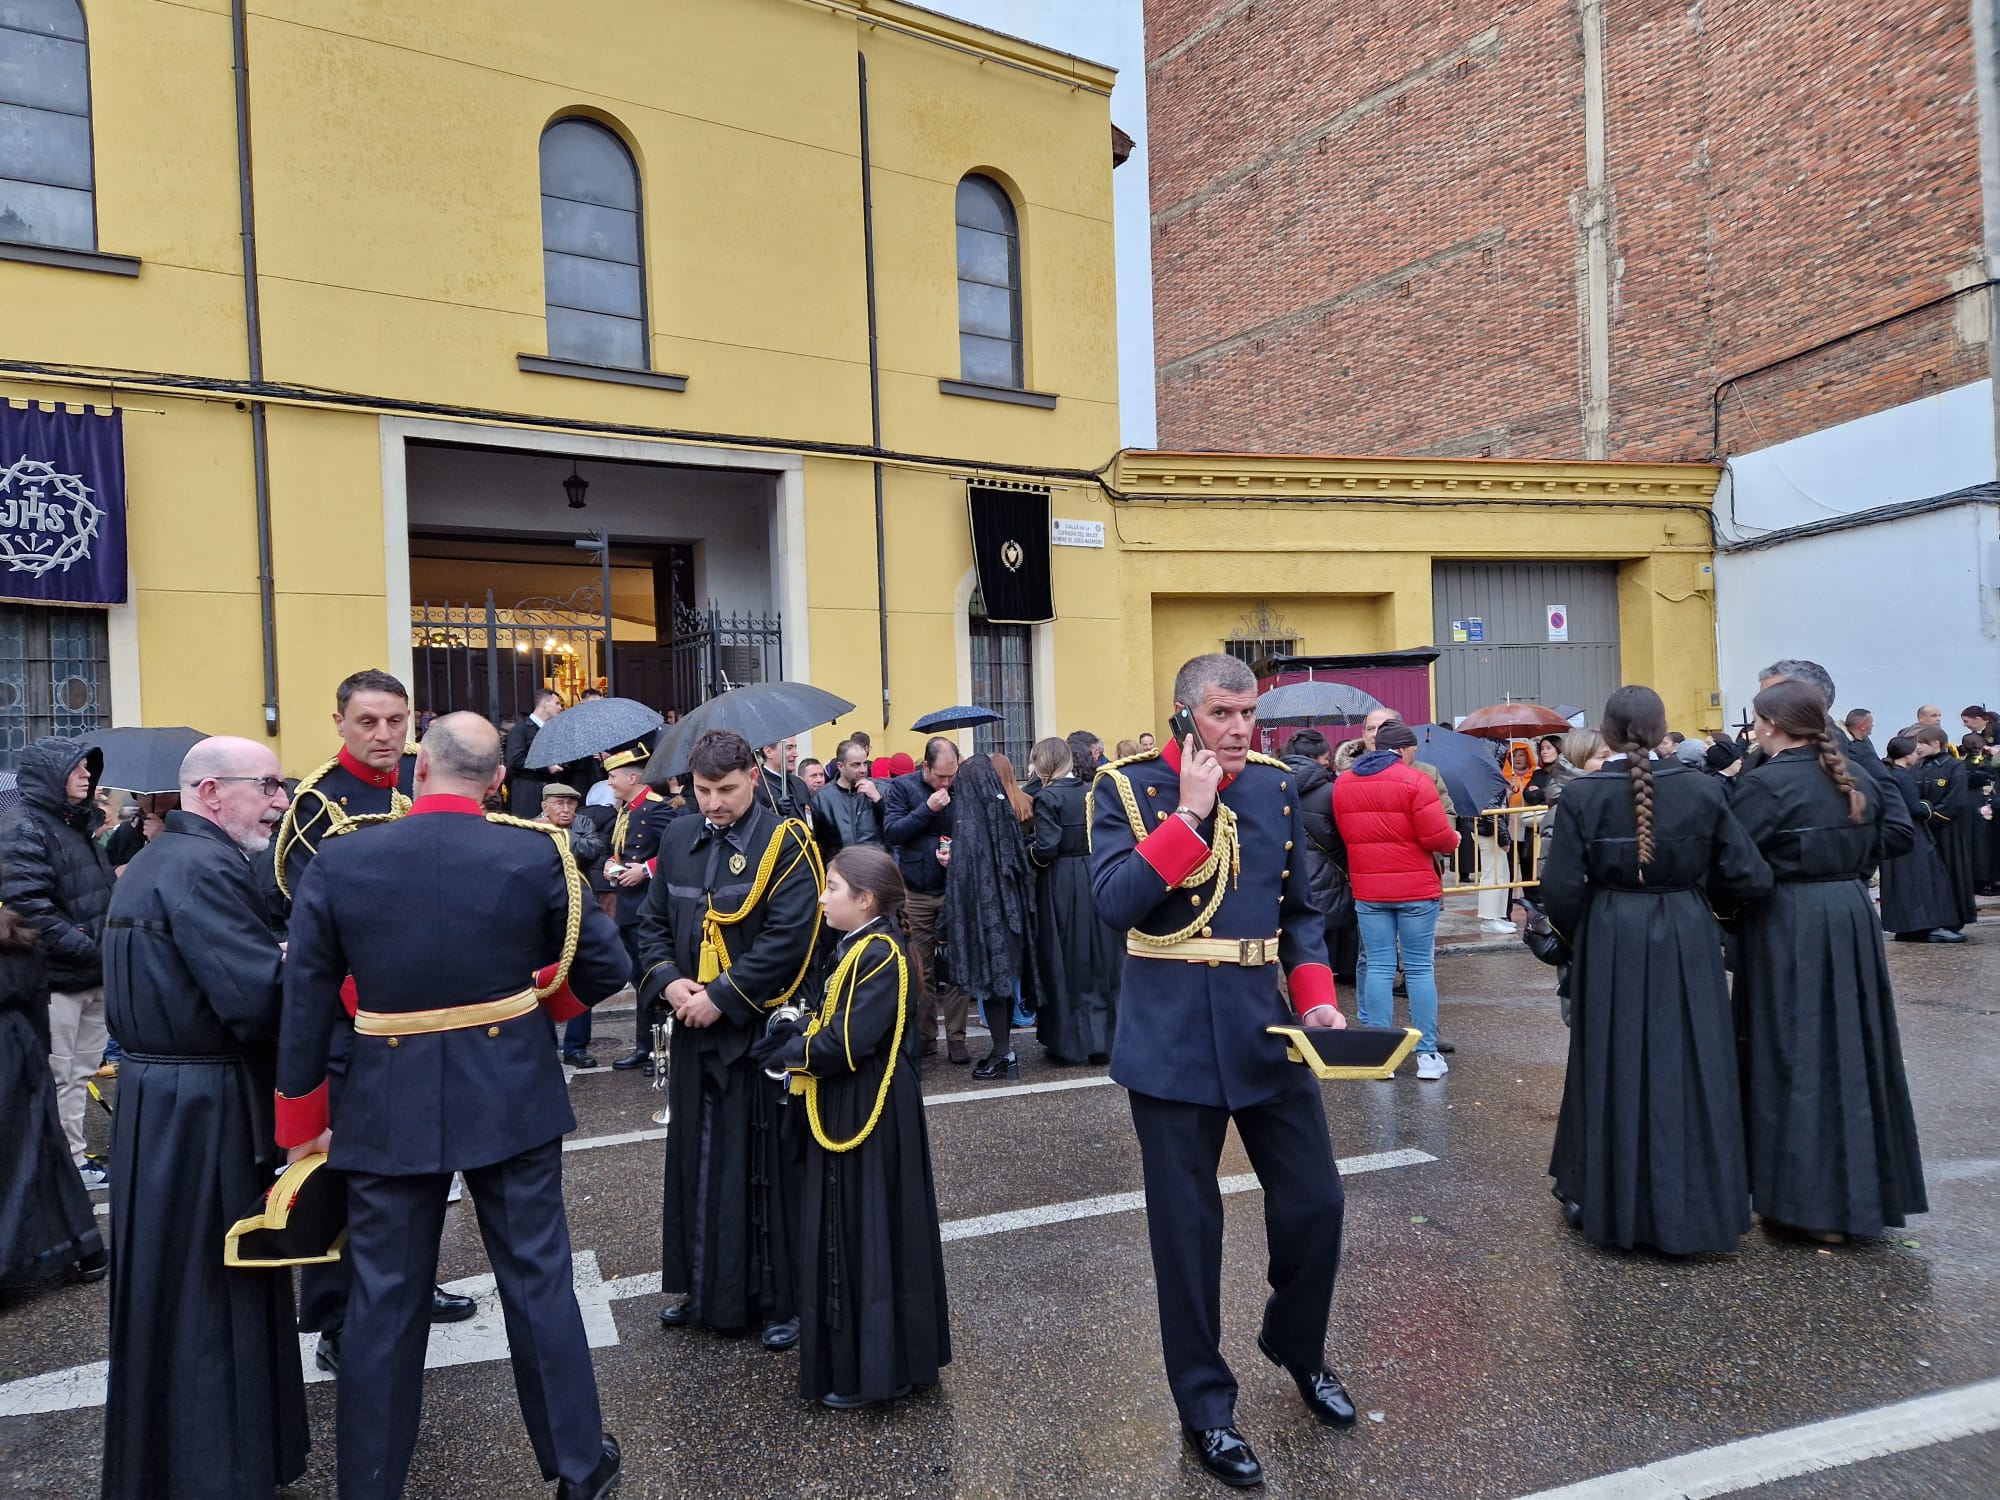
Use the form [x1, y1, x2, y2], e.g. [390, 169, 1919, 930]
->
[1255, 680, 1386, 727]
[648, 681, 856, 783]
[527, 697, 664, 768]
[80, 726, 208, 794]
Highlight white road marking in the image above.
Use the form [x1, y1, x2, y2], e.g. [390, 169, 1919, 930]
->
[924, 1075, 1116, 1107]
[1510, 1376, 2000, 1499]
[563, 1127, 668, 1154]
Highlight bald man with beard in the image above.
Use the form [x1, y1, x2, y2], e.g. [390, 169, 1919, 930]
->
[101, 737, 309, 1500]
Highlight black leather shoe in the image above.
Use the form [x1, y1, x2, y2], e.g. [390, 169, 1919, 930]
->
[314, 1331, 340, 1375]
[611, 1049, 652, 1071]
[563, 1050, 600, 1068]
[761, 1316, 800, 1351]
[821, 1384, 910, 1409]
[1257, 1334, 1357, 1427]
[658, 1295, 692, 1327]
[1182, 1426, 1263, 1488]
[430, 1285, 477, 1323]
[555, 1433, 621, 1499]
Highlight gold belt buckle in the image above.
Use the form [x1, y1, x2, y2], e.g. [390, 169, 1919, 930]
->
[1238, 937, 1268, 966]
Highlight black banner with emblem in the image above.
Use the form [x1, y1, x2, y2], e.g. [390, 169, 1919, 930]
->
[967, 484, 1054, 624]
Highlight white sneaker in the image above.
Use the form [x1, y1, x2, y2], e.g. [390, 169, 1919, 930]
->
[78, 1164, 110, 1190]
[1415, 1051, 1449, 1081]
[1480, 918, 1516, 934]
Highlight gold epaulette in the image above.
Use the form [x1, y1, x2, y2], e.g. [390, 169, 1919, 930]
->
[1102, 746, 1162, 773]
[322, 811, 401, 838]
[483, 812, 583, 1000]
[1245, 751, 1292, 772]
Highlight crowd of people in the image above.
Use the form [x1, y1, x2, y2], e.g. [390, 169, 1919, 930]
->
[0, 652, 1980, 1496]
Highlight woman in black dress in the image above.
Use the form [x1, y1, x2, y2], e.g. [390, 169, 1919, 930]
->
[1731, 679, 1927, 1243]
[0, 908, 106, 1287]
[1878, 735, 1965, 943]
[939, 753, 1036, 1081]
[1027, 736, 1120, 1064]
[762, 846, 950, 1408]
[1541, 686, 1772, 1254]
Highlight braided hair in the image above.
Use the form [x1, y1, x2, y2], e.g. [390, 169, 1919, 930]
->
[1599, 685, 1666, 871]
[1753, 678, 1865, 822]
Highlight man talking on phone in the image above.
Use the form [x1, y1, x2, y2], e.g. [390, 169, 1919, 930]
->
[1090, 653, 1355, 1489]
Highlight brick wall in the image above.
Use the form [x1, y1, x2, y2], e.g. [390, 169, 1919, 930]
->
[1145, 0, 1987, 461]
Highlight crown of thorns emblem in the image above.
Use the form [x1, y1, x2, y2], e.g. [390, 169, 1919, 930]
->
[0, 456, 103, 577]
[1000, 539, 1024, 572]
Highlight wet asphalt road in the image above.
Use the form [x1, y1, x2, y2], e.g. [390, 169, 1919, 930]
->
[2, 931, 1996, 1499]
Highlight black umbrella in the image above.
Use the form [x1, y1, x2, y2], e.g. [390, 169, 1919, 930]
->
[80, 726, 208, 794]
[649, 681, 855, 783]
[1255, 680, 1385, 727]
[0, 771, 18, 819]
[910, 705, 1003, 733]
[1410, 724, 1509, 816]
[527, 697, 663, 768]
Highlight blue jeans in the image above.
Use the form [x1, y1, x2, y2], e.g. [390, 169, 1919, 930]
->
[1356, 899, 1440, 1053]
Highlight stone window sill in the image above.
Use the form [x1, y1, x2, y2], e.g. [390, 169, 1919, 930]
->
[517, 354, 688, 392]
[938, 378, 1057, 410]
[0, 241, 141, 277]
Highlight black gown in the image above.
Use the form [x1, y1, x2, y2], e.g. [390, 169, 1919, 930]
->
[1029, 777, 1121, 1063]
[0, 943, 104, 1285]
[636, 804, 821, 1331]
[1730, 747, 1927, 1238]
[99, 814, 308, 1499]
[1541, 759, 1772, 1254]
[1917, 752, 1981, 929]
[1878, 764, 1960, 937]
[774, 920, 950, 1403]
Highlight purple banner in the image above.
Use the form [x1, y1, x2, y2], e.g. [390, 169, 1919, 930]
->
[0, 403, 127, 606]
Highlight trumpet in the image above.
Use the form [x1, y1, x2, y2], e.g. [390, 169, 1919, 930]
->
[763, 1003, 805, 1083]
[649, 1016, 672, 1125]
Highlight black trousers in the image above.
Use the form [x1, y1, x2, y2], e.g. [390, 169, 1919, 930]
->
[337, 1138, 604, 1498]
[1128, 1084, 1345, 1431]
[621, 925, 651, 1051]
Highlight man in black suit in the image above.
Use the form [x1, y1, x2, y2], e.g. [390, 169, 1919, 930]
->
[505, 689, 568, 816]
[277, 713, 630, 1500]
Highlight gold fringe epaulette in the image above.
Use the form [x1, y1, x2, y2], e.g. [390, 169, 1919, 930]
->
[483, 813, 583, 1000]
[1245, 750, 1292, 772]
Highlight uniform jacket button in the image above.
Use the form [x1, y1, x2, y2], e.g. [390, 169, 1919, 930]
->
[1190, 894, 1201, 905]
[1201, 926, 1213, 938]
[1207, 959, 1220, 968]
[386, 1036, 400, 1049]
[1284, 839, 1294, 850]
[1280, 780, 1288, 790]
[1147, 786, 1158, 797]
[487, 1026, 501, 1038]
[1282, 805, 1290, 816]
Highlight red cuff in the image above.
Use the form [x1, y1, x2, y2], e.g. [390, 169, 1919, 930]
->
[339, 975, 358, 1019]
[645, 857, 657, 877]
[1136, 815, 1208, 886]
[274, 1081, 330, 1148]
[535, 962, 586, 1023]
[1289, 963, 1337, 1018]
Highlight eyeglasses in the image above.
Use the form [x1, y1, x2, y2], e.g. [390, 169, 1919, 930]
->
[210, 775, 287, 797]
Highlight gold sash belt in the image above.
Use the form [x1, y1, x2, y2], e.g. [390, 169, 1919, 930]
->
[1127, 934, 1282, 967]
[354, 988, 538, 1037]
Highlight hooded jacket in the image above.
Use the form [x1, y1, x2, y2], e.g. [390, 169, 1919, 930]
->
[1333, 734, 1458, 817]
[1331, 750, 1460, 903]
[0, 738, 114, 990]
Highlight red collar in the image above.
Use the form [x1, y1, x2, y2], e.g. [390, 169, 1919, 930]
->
[337, 746, 399, 790]
[408, 794, 484, 816]
[623, 786, 653, 810]
[1159, 735, 1237, 791]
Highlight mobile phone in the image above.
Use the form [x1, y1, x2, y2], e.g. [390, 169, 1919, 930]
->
[1169, 704, 1203, 751]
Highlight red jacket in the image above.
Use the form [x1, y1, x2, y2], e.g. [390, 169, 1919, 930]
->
[1332, 754, 1460, 902]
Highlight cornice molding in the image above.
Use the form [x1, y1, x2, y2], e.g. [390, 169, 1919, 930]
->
[1111, 450, 1723, 503]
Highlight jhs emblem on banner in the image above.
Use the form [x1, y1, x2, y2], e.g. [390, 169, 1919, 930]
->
[0, 456, 104, 579]
[0, 404, 127, 606]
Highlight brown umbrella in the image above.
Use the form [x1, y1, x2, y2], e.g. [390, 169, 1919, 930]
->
[1457, 702, 1572, 740]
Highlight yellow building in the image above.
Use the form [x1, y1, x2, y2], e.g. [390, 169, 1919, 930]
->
[0, 0, 1722, 776]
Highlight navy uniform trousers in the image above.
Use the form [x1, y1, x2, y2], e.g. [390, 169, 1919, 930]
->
[339, 1136, 602, 1498]
[1128, 1074, 1345, 1431]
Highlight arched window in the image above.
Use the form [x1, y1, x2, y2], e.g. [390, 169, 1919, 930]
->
[955, 174, 1021, 388]
[539, 118, 646, 369]
[0, 0, 95, 251]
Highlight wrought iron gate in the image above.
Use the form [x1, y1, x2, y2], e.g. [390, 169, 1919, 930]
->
[411, 587, 607, 722]
[669, 602, 784, 709]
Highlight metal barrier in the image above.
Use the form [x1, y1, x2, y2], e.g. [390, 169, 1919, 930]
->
[1446, 804, 1546, 894]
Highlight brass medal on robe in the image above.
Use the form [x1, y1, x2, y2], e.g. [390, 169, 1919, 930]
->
[729, 852, 747, 875]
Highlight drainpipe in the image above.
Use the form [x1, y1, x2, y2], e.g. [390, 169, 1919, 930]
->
[858, 52, 890, 730]
[232, 0, 279, 735]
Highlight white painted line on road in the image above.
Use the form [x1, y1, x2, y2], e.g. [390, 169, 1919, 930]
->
[1510, 1376, 2000, 1500]
[939, 1148, 1436, 1243]
[924, 1075, 1116, 1107]
[563, 1127, 668, 1154]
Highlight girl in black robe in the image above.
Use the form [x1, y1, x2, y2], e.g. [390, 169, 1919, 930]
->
[1731, 680, 1927, 1243]
[1878, 737, 1964, 942]
[1027, 736, 1120, 1065]
[0, 908, 106, 1286]
[1912, 727, 1981, 929]
[1542, 686, 1772, 1255]
[761, 846, 950, 1408]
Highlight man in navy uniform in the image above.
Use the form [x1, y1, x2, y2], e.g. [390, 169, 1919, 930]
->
[602, 733, 683, 1073]
[276, 712, 630, 1500]
[638, 729, 822, 1348]
[269, 667, 475, 1370]
[1090, 653, 1357, 1490]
